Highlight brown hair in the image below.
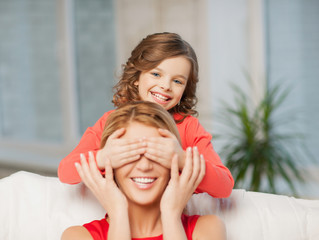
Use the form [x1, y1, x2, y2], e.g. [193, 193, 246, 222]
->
[100, 101, 181, 148]
[112, 32, 199, 119]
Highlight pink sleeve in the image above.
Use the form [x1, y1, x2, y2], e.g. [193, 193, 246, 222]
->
[57, 111, 114, 184]
[177, 116, 234, 198]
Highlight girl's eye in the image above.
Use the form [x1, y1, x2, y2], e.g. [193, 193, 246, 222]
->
[151, 72, 160, 77]
[173, 79, 183, 85]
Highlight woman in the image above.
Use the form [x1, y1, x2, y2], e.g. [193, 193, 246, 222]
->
[61, 102, 226, 240]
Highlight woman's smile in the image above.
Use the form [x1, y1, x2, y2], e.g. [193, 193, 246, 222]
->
[131, 177, 157, 190]
[114, 122, 170, 206]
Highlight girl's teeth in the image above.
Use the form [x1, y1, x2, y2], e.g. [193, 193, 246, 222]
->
[152, 93, 168, 101]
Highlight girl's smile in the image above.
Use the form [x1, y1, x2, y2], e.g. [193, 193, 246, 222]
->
[136, 56, 191, 110]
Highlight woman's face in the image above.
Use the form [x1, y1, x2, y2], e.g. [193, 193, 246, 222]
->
[136, 56, 191, 111]
[114, 121, 170, 206]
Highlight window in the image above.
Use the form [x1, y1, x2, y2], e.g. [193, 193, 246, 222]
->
[0, 0, 116, 173]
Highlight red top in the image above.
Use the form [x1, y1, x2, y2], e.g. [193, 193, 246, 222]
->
[58, 111, 234, 198]
[83, 214, 200, 240]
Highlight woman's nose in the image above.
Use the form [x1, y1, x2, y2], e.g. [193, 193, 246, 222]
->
[135, 156, 153, 171]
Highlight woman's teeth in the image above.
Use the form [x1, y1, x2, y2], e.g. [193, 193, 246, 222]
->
[132, 177, 155, 184]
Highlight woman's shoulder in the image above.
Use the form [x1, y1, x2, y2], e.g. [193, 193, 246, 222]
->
[61, 226, 93, 240]
[193, 215, 226, 240]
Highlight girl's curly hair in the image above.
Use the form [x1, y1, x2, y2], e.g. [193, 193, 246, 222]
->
[113, 32, 199, 120]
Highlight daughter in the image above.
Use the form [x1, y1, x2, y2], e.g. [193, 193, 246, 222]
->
[61, 102, 226, 240]
[58, 32, 234, 198]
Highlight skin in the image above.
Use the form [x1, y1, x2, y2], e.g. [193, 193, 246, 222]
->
[96, 56, 190, 172]
[136, 56, 190, 111]
[61, 122, 226, 240]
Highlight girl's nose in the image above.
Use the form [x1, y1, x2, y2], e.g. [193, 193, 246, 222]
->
[160, 78, 171, 91]
[135, 156, 153, 171]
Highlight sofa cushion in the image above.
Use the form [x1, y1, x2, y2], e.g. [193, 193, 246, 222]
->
[1, 171, 319, 240]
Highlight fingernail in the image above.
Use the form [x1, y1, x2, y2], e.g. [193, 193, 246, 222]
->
[187, 147, 192, 152]
[89, 151, 93, 157]
[194, 146, 198, 151]
[75, 162, 79, 168]
[80, 153, 84, 159]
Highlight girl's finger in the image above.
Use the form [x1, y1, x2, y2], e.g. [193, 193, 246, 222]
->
[118, 142, 147, 158]
[124, 140, 147, 151]
[107, 128, 126, 140]
[144, 151, 171, 169]
[158, 128, 175, 138]
[117, 154, 141, 165]
[145, 137, 165, 149]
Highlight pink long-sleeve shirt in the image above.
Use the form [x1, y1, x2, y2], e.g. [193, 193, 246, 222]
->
[58, 111, 234, 198]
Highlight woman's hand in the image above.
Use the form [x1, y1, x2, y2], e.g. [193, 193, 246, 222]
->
[160, 147, 206, 218]
[144, 128, 186, 170]
[75, 152, 128, 216]
[96, 128, 147, 170]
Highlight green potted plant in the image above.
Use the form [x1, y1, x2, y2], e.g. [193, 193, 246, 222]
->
[214, 80, 310, 195]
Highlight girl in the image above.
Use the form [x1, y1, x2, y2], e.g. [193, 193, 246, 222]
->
[61, 102, 226, 240]
[58, 32, 234, 198]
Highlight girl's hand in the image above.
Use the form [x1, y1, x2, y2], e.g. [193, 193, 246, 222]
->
[75, 152, 128, 216]
[96, 128, 147, 170]
[144, 128, 185, 170]
[160, 147, 206, 218]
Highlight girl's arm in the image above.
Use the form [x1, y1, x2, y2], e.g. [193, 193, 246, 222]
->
[179, 116, 234, 198]
[58, 111, 112, 184]
[58, 110, 146, 184]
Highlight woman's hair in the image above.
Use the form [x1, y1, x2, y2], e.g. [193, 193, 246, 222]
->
[100, 101, 181, 148]
[112, 32, 199, 118]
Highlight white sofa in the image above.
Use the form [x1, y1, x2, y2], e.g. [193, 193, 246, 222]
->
[1, 171, 319, 240]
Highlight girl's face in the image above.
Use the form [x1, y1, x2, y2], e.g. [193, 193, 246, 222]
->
[114, 121, 170, 206]
[136, 56, 191, 111]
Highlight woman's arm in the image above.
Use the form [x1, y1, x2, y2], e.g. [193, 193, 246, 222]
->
[75, 152, 131, 240]
[161, 147, 205, 240]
